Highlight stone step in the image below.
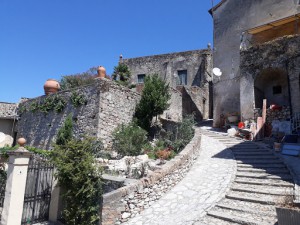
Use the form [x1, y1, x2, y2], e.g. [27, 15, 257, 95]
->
[237, 167, 290, 174]
[207, 210, 272, 225]
[230, 146, 260, 149]
[233, 152, 274, 156]
[231, 183, 293, 195]
[235, 155, 278, 160]
[226, 191, 284, 205]
[236, 159, 283, 164]
[236, 172, 293, 180]
[194, 216, 241, 225]
[235, 177, 294, 187]
[237, 163, 286, 169]
[217, 198, 277, 217]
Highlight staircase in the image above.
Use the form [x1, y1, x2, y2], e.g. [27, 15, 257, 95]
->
[196, 130, 295, 225]
[291, 112, 300, 134]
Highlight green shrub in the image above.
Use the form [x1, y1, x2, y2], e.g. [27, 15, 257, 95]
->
[135, 74, 171, 131]
[60, 67, 98, 90]
[113, 122, 148, 157]
[51, 138, 102, 225]
[56, 114, 73, 146]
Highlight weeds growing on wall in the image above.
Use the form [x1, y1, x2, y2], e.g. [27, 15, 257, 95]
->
[135, 74, 171, 131]
[51, 115, 103, 225]
[112, 121, 148, 157]
[70, 91, 87, 107]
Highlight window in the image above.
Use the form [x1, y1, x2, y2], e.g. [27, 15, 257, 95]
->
[177, 70, 187, 85]
[273, 85, 282, 95]
[137, 74, 145, 83]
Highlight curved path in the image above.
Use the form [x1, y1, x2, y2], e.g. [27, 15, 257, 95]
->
[123, 132, 236, 225]
[196, 130, 294, 225]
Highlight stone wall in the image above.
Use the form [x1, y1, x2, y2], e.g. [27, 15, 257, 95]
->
[254, 106, 291, 124]
[0, 102, 17, 119]
[17, 79, 140, 150]
[97, 82, 141, 148]
[0, 102, 18, 147]
[183, 85, 210, 120]
[161, 88, 182, 122]
[212, 0, 300, 127]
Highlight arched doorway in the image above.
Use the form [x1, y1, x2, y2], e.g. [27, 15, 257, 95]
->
[254, 68, 290, 108]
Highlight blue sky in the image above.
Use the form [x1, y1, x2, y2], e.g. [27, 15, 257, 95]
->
[0, 0, 219, 103]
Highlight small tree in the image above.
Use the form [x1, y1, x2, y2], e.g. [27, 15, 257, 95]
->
[51, 138, 102, 225]
[135, 74, 171, 131]
[51, 116, 102, 225]
[112, 63, 131, 84]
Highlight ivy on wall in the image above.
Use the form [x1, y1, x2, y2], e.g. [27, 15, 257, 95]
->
[18, 92, 88, 115]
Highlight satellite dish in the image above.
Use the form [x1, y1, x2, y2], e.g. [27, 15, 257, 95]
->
[212, 68, 222, 77]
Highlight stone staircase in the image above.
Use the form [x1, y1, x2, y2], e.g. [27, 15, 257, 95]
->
[196, 130, 295, 225]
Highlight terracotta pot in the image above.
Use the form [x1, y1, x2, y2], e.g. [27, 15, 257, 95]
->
[44, 79, 60, 95]
[97, 66, 106, 79]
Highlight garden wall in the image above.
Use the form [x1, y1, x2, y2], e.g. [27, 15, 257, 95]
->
[17, 79, 141, 150]
[101, 128, 202, 225]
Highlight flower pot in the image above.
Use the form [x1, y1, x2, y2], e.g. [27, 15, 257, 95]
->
[276, 207, 300, 225]
[227, 115, 238, 123]
[97, 66, 106, 79]
[44, 79, 60, 95]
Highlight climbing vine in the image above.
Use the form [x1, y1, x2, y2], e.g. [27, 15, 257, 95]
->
[20, 92, 88, 114]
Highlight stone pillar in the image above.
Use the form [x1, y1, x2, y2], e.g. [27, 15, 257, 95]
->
[1, 138, 31, 225]
[48, 179, 62, 223]
[240, 73, 255, 121]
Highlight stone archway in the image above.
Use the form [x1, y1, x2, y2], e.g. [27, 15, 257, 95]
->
[254, 68, 290, 109]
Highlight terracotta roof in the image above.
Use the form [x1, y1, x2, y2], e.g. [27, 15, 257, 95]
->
[209, 0, 227, 15]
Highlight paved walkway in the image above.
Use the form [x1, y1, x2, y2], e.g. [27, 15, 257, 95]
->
[123, 134, 236, 225]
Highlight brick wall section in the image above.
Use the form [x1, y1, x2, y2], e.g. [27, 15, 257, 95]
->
[17, 79, 140, 150]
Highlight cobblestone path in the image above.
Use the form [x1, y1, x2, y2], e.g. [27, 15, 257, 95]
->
[123, 132, 236, 225]
[195, 130, 294, 225]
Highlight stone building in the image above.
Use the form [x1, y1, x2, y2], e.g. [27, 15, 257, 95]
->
[121, 49, 213, 121]
[210, 0, 300, 127]
[0, 102, 18, 147]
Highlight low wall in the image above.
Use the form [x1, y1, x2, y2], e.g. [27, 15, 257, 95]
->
[101, 128, 201, 225]
[17, 79, 140, 150]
